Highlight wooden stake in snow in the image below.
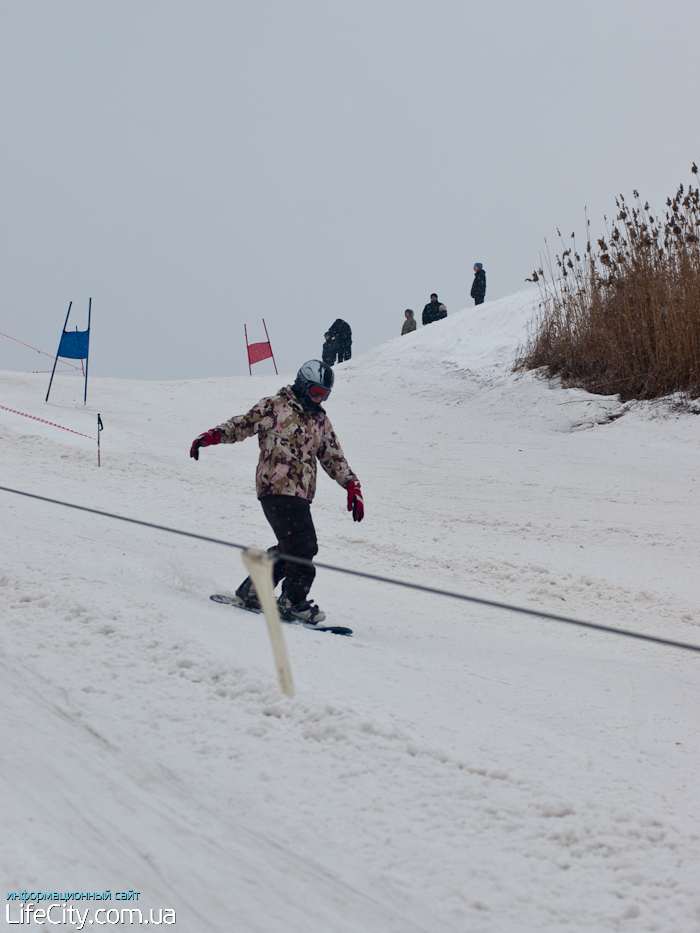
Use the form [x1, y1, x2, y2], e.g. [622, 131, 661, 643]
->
[97, 414, 104, 466]
[241, 548, 294, 697]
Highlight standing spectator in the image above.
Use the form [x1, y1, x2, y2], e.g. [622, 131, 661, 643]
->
[471, 263, 486, 305]
[422, 293, 442, 325]
[328, 319, 352, 362]
[437, 303, 447, 320]
[322, 332, 336, 366]
[401, 309, 417, 335]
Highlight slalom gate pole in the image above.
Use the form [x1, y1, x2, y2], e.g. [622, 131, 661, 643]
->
[46, 301, 72, 402]
[262, 318, 278, 375]
[83, 297, 91, 405]
[97, 413, 103, 466]
[244, 324, 251, 375]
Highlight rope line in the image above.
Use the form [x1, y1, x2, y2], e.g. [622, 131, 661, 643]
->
[1, 484, 698, 655]
[0, 406, 92, 439]
[0, 331, 80, 370]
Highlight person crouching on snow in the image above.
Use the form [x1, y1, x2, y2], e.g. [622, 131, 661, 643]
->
[189, 360, 363, 624]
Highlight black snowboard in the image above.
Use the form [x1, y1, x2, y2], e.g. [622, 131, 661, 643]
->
[210, 594, 353, 636]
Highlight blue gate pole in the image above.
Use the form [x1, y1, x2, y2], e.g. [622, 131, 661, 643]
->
[46, 301, 72, 403]
[83, 297, 91, 405]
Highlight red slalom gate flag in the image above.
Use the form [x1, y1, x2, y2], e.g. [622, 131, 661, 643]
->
[248, 340, 273, 365]
[244, 320, 278, 374]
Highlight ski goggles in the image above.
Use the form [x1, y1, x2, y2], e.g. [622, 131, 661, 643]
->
[308, 383, 331, 402]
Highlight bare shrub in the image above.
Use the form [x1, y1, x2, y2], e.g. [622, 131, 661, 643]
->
[517, 165, 700, 400]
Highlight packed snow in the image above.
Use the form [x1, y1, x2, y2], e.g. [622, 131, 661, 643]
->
[1, 290, 699, 932]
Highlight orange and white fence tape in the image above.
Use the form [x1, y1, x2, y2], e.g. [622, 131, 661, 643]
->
[0, 404, 92, 438]
[1, 331, 81, 371]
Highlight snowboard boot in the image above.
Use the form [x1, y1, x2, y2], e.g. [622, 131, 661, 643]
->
[236, 577, 261, 612]
[277, 594, 326, 624]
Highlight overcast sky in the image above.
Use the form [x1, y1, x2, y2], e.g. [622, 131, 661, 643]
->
[2, 0, 699, 381]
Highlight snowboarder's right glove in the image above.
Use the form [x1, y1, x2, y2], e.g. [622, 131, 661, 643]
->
[346, 481, 364, 522]
[190, 429, 221, 460]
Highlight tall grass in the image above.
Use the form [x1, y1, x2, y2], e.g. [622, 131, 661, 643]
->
[517, 165, 700, 400]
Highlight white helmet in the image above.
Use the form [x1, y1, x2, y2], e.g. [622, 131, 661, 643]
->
[294, 359, 335, 408]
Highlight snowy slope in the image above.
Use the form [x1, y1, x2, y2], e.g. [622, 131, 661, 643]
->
[1, 290, 699, 932]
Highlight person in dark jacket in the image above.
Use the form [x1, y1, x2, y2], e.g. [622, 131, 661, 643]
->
[328, 319, 352, 362]
[401, 309, 416, 335]
[422, 293, 442, 325]
[321, 332, 336, 366]
[471, 263, 486, 305]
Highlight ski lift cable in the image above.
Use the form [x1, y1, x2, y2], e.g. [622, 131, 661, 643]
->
[1, 484, 698, 656]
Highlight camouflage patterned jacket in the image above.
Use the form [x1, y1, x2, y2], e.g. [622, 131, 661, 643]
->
[215, 386, 358, 501]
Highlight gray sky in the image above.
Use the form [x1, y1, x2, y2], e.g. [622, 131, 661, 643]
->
[2, 0, 699, 380]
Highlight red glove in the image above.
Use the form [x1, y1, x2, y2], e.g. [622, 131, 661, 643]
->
[190, 429, 221, 460]
[346, 481, 364, 522]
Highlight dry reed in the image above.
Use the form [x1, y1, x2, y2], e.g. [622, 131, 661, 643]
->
[517, 165, 700, 400]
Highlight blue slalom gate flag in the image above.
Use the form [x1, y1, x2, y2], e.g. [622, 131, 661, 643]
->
[57, 329, 90, 360]
[46, 298, 92, 404]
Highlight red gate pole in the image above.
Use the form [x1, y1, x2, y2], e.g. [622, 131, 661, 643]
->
[262, 318, 278, 375]
[244, 324, 252, 375]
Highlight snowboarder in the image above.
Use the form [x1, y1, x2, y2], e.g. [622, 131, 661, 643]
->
[189, 360, 363, 624]
[328, 319, 352, 362]
[401, 309, 416, 335]
[471, 263, 486, 305]
[422, 294, 442, 325]
[321, 332, 336, 366]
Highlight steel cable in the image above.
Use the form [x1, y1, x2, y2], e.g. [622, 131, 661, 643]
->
[1, 484, 698, 655]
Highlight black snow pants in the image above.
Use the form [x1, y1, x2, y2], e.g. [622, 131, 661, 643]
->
[336, 340, 352, 362]
[261, 494, 319, 604]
